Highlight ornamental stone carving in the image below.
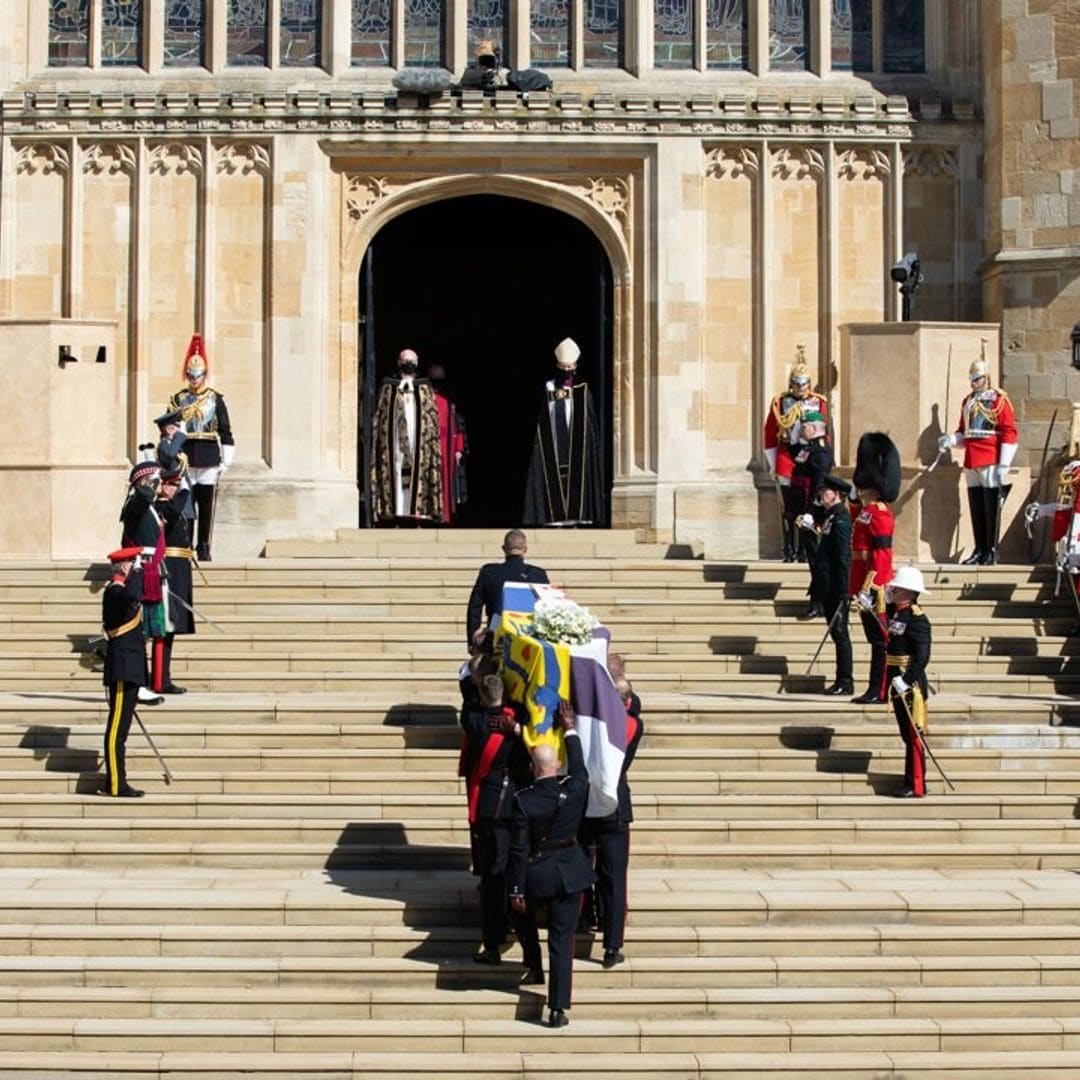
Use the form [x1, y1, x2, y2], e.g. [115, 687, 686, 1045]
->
[705, 145, 759, 180]
[771, 146, 825, 181]
[216, 141, 271, 176]
[14, 142, 69, 175]
[148, 142, 203, 176]
[837, 147, 891, 180]
[82, 142, 136, 176]
[903, 146, 959, 178]
[345, 174, 392, 221]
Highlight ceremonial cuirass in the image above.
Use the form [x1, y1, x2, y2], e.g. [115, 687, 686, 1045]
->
[175, 388, 219, 435]
[962, 390, 998, 438]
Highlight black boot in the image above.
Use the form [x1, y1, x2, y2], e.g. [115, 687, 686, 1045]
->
[160, 635, 186, 694]
[961, 486, 985, 565]
[781, 517, 796, 563]
[982, 486, 1003, 565]
[193, 485, 215, 561]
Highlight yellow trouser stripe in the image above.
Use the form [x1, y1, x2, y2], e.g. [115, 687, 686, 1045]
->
[107, 684, 124, 796]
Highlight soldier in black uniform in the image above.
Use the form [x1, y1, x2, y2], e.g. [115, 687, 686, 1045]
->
[466, 529, 549, 647]
[884, 565, 933, 798]
[120, 461, 168, 702]
[789, 410, 833, 572]
[580, 677, 644, 969]
[804, 474, 854, 695]
[156, 465, 193, 695]
[508, 701, 595, 1028]
[101, 547, 149, 798]
[459, 674, 530, 965]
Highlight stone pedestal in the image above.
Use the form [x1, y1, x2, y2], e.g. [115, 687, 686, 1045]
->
[840, 321, 1032, 564]
[0, 320, 124, 559]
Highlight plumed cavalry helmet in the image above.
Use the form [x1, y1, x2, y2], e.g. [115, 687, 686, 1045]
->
[890, 564, 930, 596]
[969, 338, 989, 382]
[181, 333, 209, 385]
[852, 431, 901, 503]
[788, 344, 812, 390]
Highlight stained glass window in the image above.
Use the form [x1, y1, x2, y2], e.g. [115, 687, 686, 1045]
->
[49, 0, 89, 67]
[280, 0, 321, 66]
[102, 0, 143, 67]
[769, 0, 809, 70]
[530, 0, 570, 67]
[165, 0, 205, 67]
[227, 0, 268, 66]
[404, 0, 444, 67]
[707, 0, 748, 69]
[468, 0, 508, 64]
[832, 0, 871, 71]
[883, 0, 924, 72]
[584, 0, 622, 68]
[655, 0, 693, 68]
[352, 0, 391, 66]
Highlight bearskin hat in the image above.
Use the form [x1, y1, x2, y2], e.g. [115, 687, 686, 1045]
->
[852, 431, 901, 503]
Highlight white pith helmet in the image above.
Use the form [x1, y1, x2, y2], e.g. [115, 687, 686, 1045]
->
[889, 565, 929, 596]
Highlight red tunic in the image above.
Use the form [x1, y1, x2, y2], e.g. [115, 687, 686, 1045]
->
[434, 392, 465, 524]
[849, 501, 894, 596]
[954, 388, 1017, 470]
[763, 391, 829, 480]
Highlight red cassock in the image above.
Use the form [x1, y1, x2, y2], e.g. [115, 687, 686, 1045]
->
[849, 500, 894, 596]
[954, 389, 1017, 470]
[763, 391, 829, 480]
[434, 391, 465, 525]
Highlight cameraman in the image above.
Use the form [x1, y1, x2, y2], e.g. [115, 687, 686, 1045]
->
[458, 38, 508, 91]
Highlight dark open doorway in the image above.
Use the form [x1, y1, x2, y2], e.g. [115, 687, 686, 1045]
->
[358, 194, 613, 527]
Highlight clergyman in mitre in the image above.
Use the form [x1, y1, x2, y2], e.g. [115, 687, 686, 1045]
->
[370, 348, 444, 524]
[523, 337, 604, 527]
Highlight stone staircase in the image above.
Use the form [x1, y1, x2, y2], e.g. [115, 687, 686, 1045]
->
[3, 530, 1080, 1077]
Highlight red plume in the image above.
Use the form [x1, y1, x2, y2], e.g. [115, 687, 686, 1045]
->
[181, 333, 209, 381]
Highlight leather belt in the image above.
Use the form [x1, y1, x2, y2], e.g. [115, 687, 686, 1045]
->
[165, 547, 192, 559]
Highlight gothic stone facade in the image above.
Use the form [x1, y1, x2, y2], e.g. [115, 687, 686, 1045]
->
[0, 2, 1076, 559]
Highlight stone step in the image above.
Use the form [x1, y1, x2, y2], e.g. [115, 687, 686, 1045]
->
[6, 1048, 1080, 1080]
[10, 1013, 1080, 1054]
[1, 837, 1079, 871]
[3, 791, 1080, 821]
[3, 669, 1077, 694]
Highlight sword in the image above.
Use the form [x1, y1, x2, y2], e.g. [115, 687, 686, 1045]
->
[190, 554, 211, 589]
[133, 709, 174, 785]
[169, 591, 226, 636]
[804, 600, 846, 676]
[889, 687, 956, 792]
[1029, 409, 1059, 564]
[927, 343, 954, 475]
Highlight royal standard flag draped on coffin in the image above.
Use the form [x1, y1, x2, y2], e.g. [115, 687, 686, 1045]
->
[494, 582, 628, 818]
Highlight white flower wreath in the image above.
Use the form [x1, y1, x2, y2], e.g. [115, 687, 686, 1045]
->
[528, 596, 599, 646]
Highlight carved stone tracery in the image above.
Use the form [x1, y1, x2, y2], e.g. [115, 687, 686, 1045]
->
[82, 142, 136, 176]
[147, 142, 203, 176]
[705, 145, 760, 180]
[771, 146, 825, 181]
[216, 141, 271, 176]
[837, 147, 891, 180]
[903, 146, 959, 178]
[15, 142, 70, 176]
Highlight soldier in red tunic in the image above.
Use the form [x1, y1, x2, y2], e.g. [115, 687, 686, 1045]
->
[1026, 459, 1080, 622]
[763, 346, 829, 562]
[937, 351, 1018, 565]
[849, 433, 900, 704]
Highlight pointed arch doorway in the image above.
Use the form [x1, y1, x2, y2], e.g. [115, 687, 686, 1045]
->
[358, 194, 613, 527]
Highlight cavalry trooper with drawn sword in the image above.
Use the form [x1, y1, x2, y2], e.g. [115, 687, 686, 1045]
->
[168, 333, 235, 562]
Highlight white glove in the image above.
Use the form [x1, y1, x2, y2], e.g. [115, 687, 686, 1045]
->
[1024, 502, 1040, 526]
[855, 592, 873, 612]
[848, 485, 859, 502]
[891, 675, 910, 695]
[796, 513, 815, 531]
[994, 464, 1010, 487]
[133, 554, 143, 570]
[937, 433, 955, 451]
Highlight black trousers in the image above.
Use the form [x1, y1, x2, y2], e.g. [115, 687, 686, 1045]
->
[104, 680, 138, 795]
[825, 597, 853, 685]
[581, 818, 630, 952]
[512, 890, 582, 1012]
[473, 820, 510, 951]
[858, 609, 888, 698]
